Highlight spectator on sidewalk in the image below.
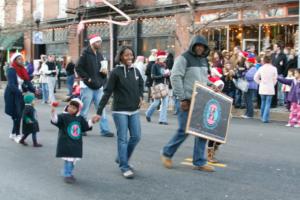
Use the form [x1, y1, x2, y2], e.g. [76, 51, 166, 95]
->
[45, 55, 58, 104]
[254, 55, 278, 123]
[145, 50, 170, 125]
[76, 34, 114, 137]
[271, 42, 287, 107]
[38, 55, 49, 104]
[242, 57, 258, 119]
[66, 57, 76, 97]
[145, 49, 157, 102]
[277, 69, 300, 128]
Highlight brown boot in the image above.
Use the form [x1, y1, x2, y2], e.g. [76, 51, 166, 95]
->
[207, 148, 218, 163]
[193, 164, 215, 172]
[160, 154, 173, 169]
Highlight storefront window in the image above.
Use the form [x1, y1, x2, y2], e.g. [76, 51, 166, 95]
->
[200, 28, 227, 51]
[262, 24, 298, 50]
[266, 8, 285, 18]
[140, 36, 175, 56]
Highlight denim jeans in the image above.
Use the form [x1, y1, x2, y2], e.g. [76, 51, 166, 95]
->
[260, 95, 273, 122]
[145, 96, 169, 123]
[225, 90, 235, 99]
[80, 87, 111, 135]
[244, 89, 256, 117]
[41, 83, 49, 103]
[162, 99, 207, 167]
[277, 82, 285, 106]
[48, 76, 56, 103]
[112, 112, 141, 172]
[235, 89, 245, 107]
[63, 161, 74, 177]
[66, 75, 75, 96]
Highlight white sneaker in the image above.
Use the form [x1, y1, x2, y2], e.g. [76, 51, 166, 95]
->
[9, 134, 16, 140]
[285, 124, 292, 127]
[294, 125, 300, 128]
[241, 115, 250, 119]
[14, 135, 22, 143]
[122, 170, 134, 179]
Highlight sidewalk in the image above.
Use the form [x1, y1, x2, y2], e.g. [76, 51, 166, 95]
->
[0, 81, 289, 122]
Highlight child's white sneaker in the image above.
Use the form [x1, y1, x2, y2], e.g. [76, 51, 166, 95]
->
[294, 125, 300, 128]
[285, 124, 292, 127]
[14, 135, 22, 143]
[9, 134, 16, 140]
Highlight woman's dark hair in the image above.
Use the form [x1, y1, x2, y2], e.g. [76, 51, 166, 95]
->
[114, 46, 135, 65]
[263, 55, 272, 63]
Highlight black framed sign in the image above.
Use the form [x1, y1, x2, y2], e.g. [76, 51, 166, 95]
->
[186, 82, 233, 144]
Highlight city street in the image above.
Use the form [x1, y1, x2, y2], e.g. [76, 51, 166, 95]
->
[0, 99, 299, 200]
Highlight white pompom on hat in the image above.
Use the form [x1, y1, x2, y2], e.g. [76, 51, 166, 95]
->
[214, 80, 224, 91]
[89, 34, 102, 45]
[10, 53, 23, 63]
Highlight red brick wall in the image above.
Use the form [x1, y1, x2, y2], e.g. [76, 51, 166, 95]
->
[68, 24, 80, 61]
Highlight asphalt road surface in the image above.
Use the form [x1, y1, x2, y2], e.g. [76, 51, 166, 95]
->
[0, 100, 299, 200]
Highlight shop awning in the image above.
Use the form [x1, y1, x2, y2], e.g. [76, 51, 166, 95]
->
[0, 32, 24, 50]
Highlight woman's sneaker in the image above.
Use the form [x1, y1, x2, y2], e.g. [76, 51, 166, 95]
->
[9, 134, 16, 140]
[123, 170, 134, 179]
[294, 125, 300, 128]
[285, 123, 292, 127]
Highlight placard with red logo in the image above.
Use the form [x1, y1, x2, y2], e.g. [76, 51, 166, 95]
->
[186, 82, 233, 144]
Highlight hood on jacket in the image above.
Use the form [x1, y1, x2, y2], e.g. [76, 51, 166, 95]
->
[116, 64, 137, 79]
[187, 35, 210, 58]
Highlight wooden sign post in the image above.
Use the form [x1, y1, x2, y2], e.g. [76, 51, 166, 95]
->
[186, 82, 233, 144]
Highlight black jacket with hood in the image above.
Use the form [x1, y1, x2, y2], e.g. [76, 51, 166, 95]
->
[97, 64, 144, 115]
[76, 46, 107, 90]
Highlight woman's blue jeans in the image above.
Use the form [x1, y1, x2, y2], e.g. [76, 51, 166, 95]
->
[112, 112, 141, 172]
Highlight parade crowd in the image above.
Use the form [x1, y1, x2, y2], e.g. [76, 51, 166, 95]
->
[3, 33, 300, 184]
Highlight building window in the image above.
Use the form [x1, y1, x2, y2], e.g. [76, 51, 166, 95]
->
[16, 0, 24, 24]
[288, 6, 299, 16]
[58, 0, 68, 18]
[266, 8, 285, 18]
[243, 10, 260, 19]
[0, 0, 4, 27]
[156, 0, 172, 4]
[36, 0, 44, 21]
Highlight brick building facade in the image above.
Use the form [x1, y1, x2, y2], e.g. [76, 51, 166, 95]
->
[0, 0, 298, 75]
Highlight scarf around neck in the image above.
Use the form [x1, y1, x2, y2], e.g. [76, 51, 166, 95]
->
[11, 61, 30, 81]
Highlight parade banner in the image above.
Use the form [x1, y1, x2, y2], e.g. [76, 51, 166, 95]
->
[186, 82, 233, 144]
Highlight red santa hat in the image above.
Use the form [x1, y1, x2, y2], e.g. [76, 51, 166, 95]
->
[10, 53, 23, 63]
[240, 51, 249, 58]
[246, 57, 256, 64]
[89, 34, 102, 45]
[156, 50, 167, 59]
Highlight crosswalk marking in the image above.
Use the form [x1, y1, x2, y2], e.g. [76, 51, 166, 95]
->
[182, 158, 227, 168]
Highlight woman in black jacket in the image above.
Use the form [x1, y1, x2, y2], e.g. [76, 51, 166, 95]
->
[94, 46, 144, 179]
